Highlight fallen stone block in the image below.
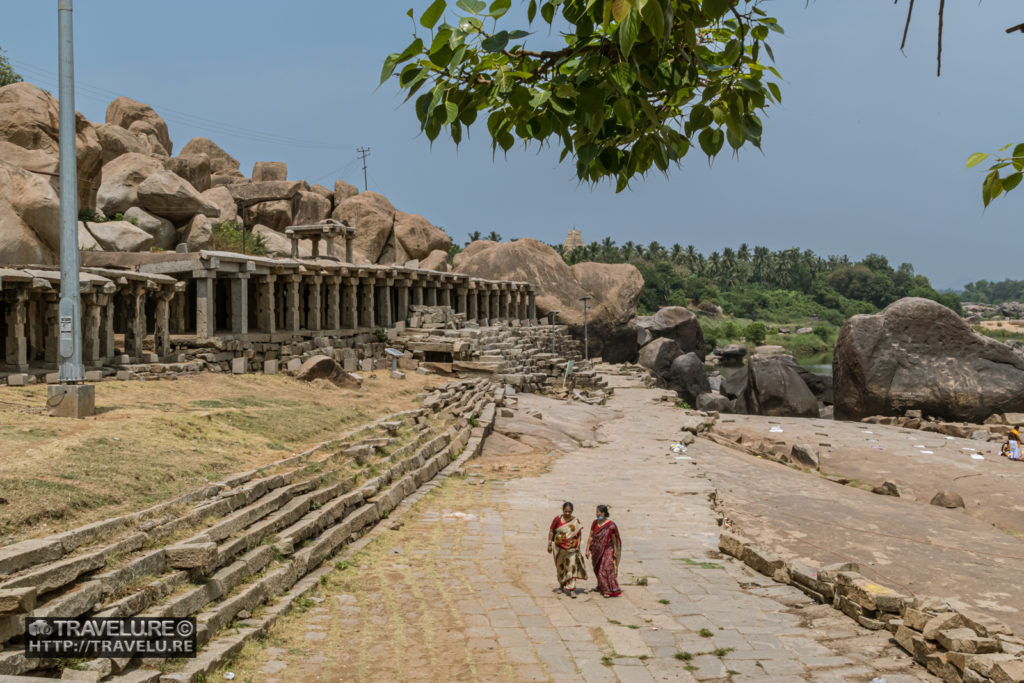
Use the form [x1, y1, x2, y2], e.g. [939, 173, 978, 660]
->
[935, 627, 999, 654]
[787, 444, 819, 469]
[717, 532, 749, 560]
[990, 659, 1024, 683]
[923, 611, 967, 640]
[740, 544, 784, 577]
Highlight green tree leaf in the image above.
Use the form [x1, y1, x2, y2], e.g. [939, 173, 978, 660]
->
[420, 0, 447, 29]
[966, 152, 990, 169]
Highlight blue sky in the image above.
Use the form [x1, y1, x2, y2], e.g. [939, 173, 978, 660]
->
[4, 1, 1022, 289]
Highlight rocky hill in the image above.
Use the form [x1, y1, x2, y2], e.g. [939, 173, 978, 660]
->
[0, 82, 451, 265]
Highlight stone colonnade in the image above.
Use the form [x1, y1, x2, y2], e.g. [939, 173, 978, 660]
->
[0, 251, 537, 371]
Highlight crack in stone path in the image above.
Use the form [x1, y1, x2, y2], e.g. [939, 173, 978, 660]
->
[227, 379, 936, 682]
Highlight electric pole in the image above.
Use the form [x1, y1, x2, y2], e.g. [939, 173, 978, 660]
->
[357, 147, 371, 191]
[51, 0, 93, 417]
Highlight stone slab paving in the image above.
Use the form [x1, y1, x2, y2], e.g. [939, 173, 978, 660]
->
[234, 379, 935, 682]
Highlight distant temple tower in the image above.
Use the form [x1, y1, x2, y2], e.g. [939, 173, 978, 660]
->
[563, 228, 584, 251]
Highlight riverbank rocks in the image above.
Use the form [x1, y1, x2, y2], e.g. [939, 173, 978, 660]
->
[634, 306, 705, 355]
[834, 297, 1024, 422]
[638, 338, 681, 379]
[930, 490, 966, 509]
[739, 354, 820, 418]
[667, 352, 711, 406]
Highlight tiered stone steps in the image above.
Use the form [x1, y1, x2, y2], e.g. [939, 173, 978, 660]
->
[0, 379, 501, 682]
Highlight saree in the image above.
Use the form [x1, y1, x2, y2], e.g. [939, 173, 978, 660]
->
[589, 519, 622, 597]
[551, 515, 587, 591]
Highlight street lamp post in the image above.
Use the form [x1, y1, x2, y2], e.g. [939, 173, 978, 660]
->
[48, 0, 94, 417]
[548, 310, 560, 355]
[579, 295, 592, 361]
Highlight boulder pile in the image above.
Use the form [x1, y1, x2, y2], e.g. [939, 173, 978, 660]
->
[0, 82, 451, 265]
[834, 297, 1024, 423]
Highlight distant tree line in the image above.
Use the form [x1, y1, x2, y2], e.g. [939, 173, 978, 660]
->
[959, 279, 1024, 305]
[555, 240, 962, 323]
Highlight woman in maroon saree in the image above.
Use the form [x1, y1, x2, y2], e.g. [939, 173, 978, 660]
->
[586, 505, 622, 597]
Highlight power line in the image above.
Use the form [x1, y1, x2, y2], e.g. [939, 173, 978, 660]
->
[357, 147, 371, 192]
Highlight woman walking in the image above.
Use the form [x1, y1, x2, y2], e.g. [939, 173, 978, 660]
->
[586, 505, 622, 598]
[547, 502, 587, 596]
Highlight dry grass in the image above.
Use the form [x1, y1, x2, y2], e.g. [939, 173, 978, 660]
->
[0, 372, 443, 540]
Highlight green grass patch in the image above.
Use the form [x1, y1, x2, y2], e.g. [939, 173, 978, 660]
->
[680, 558, 725, 570]
[698, 628, 714, 638]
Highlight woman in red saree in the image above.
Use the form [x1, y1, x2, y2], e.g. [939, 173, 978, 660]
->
[547, 502, 587, 596]
[586, 504, 622, 597]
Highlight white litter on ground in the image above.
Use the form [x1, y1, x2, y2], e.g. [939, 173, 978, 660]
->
[971, 454, 985, 460]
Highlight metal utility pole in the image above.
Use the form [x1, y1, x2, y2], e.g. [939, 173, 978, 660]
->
[579, 295, 592, 361]
[50, 0, 93, 417]
[58, 0, 82, 383]
[357, 147, 371, 191]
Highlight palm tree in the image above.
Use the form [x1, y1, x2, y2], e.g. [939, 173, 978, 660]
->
[486, 231, 502, 242]
[466, 230, 482, 245]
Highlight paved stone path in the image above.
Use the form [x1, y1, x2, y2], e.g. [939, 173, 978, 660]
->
[235, 379, 933, 682]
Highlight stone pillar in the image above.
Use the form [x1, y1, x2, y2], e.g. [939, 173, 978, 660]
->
[342, 278, 358, 329]
[123, 285, 146, 360]
[43, 295, 59, 364]
[258, 276, 276, 334]
[456, 287, 468, 316]
[359, 278, 375, 328]
[508, 290, 520, 322]
[82, 294, 102, 365]
[325, 276, 341, 331]
[439, 285, 451, 309]
[518, 289, 528, 320]
[412, 284, 424, 307]
[528, 291, 537, 321]
[229, 275, 249, 335]
[171, 291, 187, 334]
[425, 284, 438, 307]
[378, 281, 393, 328]
[344, 234, 354, 263]
[100, 295, 115, 359]
[195, 276, 216, 338]
[467, 288, 478, 322]
[3, 292, 28, 371]
[396, 283, 410, 323]
[154, 290, 173, 358]
[306, 276, 322, 331]
[480, 288, 490, 324]
[286, 275, 302, 332]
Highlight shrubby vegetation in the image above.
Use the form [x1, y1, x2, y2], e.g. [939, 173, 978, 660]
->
[960, 279, 1024, 305]
[556, 240, 962, 321]
[211, 221, 268, 257]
